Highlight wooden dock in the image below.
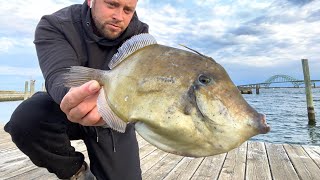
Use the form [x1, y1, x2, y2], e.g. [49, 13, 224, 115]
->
[1, 125, 320, 180]
[0, 91, 25, 102]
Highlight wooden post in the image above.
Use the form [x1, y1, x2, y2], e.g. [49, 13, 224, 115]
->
[302, 59, 316, 124]
[24, 81, 29, 100]
[30, 80, 36, 96]
[256, 85, 260, 95]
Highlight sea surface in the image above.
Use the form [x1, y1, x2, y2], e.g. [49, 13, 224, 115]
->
[244, 88, 320, 146]
[1, 88, 320, 146]
[0, 101, 22, 126]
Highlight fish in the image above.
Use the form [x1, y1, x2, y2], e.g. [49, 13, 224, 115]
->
[62, 33, 270, 157]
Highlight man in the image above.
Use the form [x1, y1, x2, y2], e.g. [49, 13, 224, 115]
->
[4, 0, 148, 179]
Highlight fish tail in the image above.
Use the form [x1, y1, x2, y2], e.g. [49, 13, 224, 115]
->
[62, 66, 107, 87]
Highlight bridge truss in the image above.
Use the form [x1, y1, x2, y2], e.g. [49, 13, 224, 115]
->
[238, 75, 320, 88]
[263, 75, 304, 87]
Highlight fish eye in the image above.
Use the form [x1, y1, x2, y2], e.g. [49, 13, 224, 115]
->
[198, 74, 212, 85]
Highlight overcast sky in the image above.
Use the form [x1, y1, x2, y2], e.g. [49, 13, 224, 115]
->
[0, 0, 319, 90]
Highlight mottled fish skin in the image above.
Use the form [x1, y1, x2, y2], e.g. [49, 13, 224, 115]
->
[63, 34, 270, 157]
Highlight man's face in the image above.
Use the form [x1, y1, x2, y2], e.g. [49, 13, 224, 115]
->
[88, 0, 137, 40]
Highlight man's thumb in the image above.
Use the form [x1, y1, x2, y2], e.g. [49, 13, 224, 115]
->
[88, 80, 100, 93]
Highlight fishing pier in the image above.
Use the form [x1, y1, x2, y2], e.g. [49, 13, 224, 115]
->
[1, 125, 320, 180]
[0, 80, 45, 102]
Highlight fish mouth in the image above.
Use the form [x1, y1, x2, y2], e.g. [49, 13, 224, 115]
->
[257, 114, 270, 134]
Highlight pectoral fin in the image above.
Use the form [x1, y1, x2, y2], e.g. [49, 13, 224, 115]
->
[97, 88, 127, 133]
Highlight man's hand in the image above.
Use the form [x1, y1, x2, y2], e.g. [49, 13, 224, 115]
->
[60, 80, 106, 126]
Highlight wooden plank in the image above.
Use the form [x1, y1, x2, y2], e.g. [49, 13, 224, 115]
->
[36, 171, 65, 180]
[0, 140, 88, 179]
[266, 143, 299, 180]
[140, 149, 168, 173]
[2, 130, 320, 180]
[163, 157, 204, 180]
[218, 141, 247, 180]
[0, 132, 11, 138]
[137, 138, 150, 148]
[0, 142, 17, 153]
[142, 153, 183, 180]
[0, 151, 38, 179]
[284, 144, 320, 179]
[0, 134, 12, 144]
[0, 148, 26, 165]
[70, 140, 88, 153]
[246, 141, 272, 180]
[4, 167, 53, 180]
[139, 144, 157, 160]
[191, 153, 226, 180]
[303, 145, 320, 168]
[135, 132, 143, 141]
[0, 147, 17, 154]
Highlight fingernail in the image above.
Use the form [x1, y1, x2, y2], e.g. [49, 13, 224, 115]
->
[89, 81, 100, 92]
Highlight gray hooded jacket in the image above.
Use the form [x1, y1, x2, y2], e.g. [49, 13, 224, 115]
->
[34, 1, 149, 104]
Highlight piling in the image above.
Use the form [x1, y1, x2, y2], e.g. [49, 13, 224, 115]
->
[30, 80, 36, 96]
[302, 59, 316, 124]
[24, 81, 29, 100]
[256, 85, 260, 95]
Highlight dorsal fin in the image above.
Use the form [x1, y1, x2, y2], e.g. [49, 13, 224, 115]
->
[179, 44, 216, 62]
[108, 33, 157, 69]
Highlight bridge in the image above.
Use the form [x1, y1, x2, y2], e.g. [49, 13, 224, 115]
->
[238, 75, 320, 88]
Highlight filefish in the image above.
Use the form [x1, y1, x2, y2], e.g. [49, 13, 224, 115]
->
[63, 33, 270, 157]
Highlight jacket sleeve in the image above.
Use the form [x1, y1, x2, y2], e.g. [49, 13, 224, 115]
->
[34, 15, 80, 104]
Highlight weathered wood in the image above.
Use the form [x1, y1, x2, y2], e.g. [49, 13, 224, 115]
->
[140, 149, 168, 173]
[284, 144, 320, 179]
[266, 143, 299, 180]
[219, 142, 247, 180]
[0, 93, 24, 102]
[0, 134, 12, 144]
[0, 147, 17, 154]
[142, 153, 183, 180]
[29, 80, 36, 97]
[139, 143, 157, 159]
[0, 149, 38, 179]
[302, 59, 316, 123]
[303, 145, 320, 167]
[137, 137, 152, 148]
[2, 125, 320, 180]
[191, 153, 226, 180]
[256, 85, 260, 94]
[0, 143, 19, 154]
[246, 141, 272, 180]
[163, 157, 204, 180]
[5, 168, 56, 180]
[24, 81, 29, 100]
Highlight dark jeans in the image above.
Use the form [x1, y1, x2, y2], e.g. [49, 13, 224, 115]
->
[4, 92, 141, 180]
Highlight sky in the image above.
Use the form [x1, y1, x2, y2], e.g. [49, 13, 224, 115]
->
[0, 0, 319, 91]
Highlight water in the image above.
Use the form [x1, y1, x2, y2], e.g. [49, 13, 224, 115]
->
[1, 89, 320, 146]
[245, 88, 320, 146]
[0, 101, 22, 125]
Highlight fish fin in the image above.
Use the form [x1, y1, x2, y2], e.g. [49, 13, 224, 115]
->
[179, 44, 215, 61]
[108, 33, 157, 69]
[62, 66, 106, 87]
[97, 88, 127, 133]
